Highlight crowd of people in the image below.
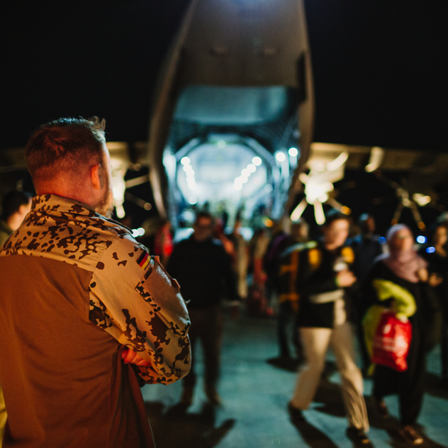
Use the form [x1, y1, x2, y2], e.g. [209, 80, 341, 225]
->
[0, 117, 447, 447]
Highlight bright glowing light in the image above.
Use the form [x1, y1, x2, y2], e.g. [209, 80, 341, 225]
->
[131, 228, 145, 238]
[416, 235, 427, 244]
[426, 246, 436, 254]
[241, 176, 248, 184]
[188, 196, 198, 205]
[275, 152, 286, 162]
[318, 194, 329, 203]
[234, 183, 242, 190]
[413, 193, 431, 206]
[183, 165, 194, 173]
[241, 168, 250, 177]
[181, 157, 190, 165]
[252, 156, 262, 166]
[247, 164, 256, 173]
[379, 237, 387, 244]
[217, 140, 226, 148]
[288, 147, 299, 157]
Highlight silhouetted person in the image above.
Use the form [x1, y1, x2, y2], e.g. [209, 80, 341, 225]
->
[167, 211, 240, 406]
[421, 223, 448, 385]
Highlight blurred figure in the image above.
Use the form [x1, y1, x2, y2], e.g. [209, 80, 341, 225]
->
[247, 227, 270, 315]
[349, 213, 385, 373]
[421, 223, 448, 386]
[364, 224, 440, 445]
[167, 211, 240, 406]
[213, 219, 236, 260]
[0, 190, 32, 247]
[288, 211, 371, 446]
[276, 219, 310, 360]
[228, 217, 249, 299]
[153, 218, 174, 266]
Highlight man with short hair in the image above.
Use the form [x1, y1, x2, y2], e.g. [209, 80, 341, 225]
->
[0, 190, 32, 246]
[0, 118, 191, 447]
[167, 211, 240, 406]
[287, 211, 371, 445]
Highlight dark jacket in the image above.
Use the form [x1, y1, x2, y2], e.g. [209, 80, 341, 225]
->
[167, 235, 239, 309]
[288, 241, 356, 328]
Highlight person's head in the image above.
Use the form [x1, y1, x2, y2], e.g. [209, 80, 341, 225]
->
[25, 117, 114, 217]
[1, 190, 33, 230]
[291, 218, 309, 242]
[358, 213, 375, 236]
[386, 224, 414, 253]
[432, 224, 448, 247]
[193, 211, 214, 241]
[321, 210, 350, 249]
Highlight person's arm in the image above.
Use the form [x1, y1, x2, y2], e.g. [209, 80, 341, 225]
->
[89, 235, 191, 385]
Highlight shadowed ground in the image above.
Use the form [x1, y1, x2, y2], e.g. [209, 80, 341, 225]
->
[142, 311, 448, 448]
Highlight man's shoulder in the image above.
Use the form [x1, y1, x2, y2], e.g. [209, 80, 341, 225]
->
[0, 207, 139, 272]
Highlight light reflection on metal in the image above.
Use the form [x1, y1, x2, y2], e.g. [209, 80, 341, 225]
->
[365, 146, 385, 172]
[290, 152, 349, 224]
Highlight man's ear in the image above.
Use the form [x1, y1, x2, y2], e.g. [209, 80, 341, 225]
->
[90, 164, 105, 190]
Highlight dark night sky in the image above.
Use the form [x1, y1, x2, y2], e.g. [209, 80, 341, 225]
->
[1, 0, 447, 151]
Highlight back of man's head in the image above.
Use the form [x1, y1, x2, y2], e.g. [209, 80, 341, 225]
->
[1, 190, 33, 221]
[25, 118, 106, 192]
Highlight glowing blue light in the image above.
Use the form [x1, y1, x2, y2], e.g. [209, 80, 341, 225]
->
[378, 237, 386, 244]
[252, 156, 262, 166]
[426, 246, 436, 254]
[416, 235, 427, 244]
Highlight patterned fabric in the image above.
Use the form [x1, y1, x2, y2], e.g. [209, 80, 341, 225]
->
[0, 194, 191, 384]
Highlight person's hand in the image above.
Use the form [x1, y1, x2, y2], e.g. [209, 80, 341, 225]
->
[121, 348, 151, 367]
[335, 270, 357, 287]
[417, 268, 428, 282]
[429, 272, 443, 287]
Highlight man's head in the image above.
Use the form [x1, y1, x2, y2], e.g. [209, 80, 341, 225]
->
[25, 118, 114, 217]
[193, 211, 214, 242]
[1, 190, 33, 231]
[321, 210, 350, 249]
[358, 213, 375, 236]
[291, 218, 309, 242]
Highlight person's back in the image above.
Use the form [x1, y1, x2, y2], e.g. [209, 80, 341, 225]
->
[167, 234, 233, 308]
[0, 118, 191, 447]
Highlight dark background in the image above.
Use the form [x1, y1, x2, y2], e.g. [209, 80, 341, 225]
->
[1, 0, 447, 150]
[1, 1, 447, 234]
